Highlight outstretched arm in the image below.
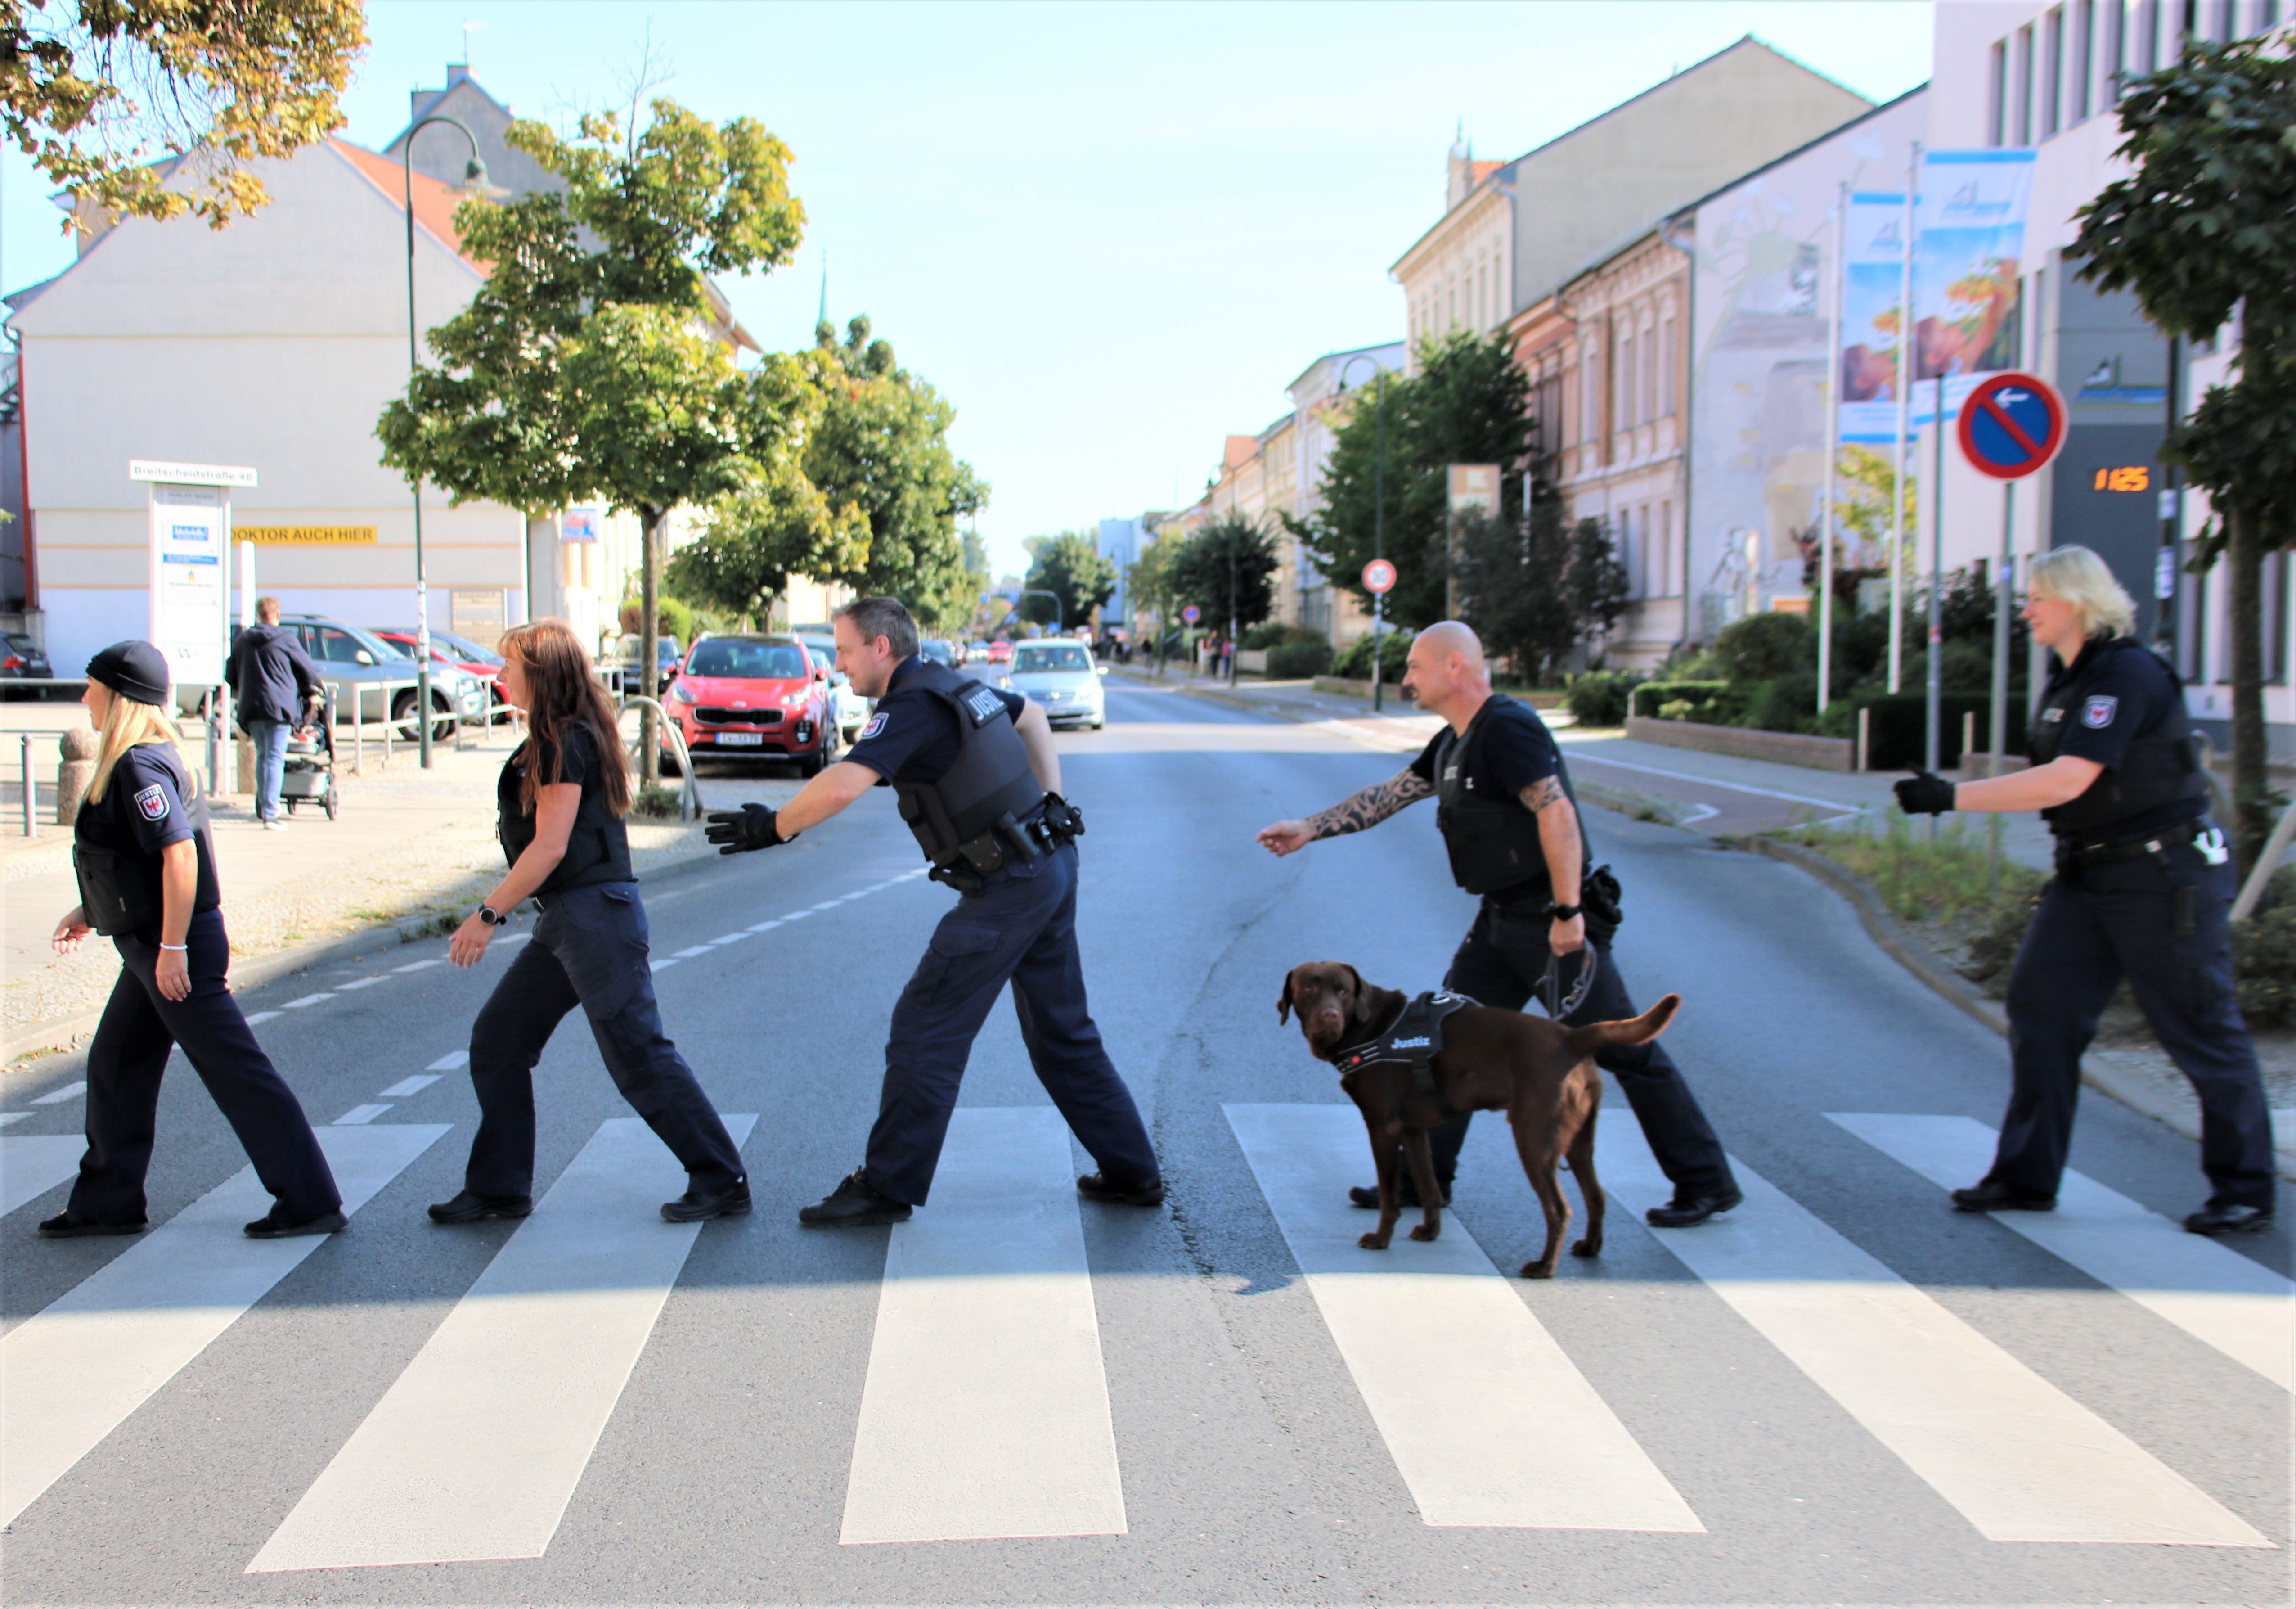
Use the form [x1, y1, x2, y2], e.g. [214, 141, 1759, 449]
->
[1257, 768, 1434, 856]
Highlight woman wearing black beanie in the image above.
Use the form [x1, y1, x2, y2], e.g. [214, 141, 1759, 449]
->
[43, 640, 342, 1240]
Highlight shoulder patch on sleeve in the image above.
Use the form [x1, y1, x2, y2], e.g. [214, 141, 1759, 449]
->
[860, 712, 888, 741]
[134, 783, 169, 821]
[2081, 694, 2120, 729]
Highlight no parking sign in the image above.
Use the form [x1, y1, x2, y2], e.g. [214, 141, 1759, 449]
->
[1957, 372, 2066, 481]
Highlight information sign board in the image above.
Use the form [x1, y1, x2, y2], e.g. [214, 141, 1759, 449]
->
[149, 485, 227, 686]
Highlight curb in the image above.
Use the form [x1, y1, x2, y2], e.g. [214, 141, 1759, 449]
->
[1739, 834, 2296, 1184]
[0, 834, 735, 1086]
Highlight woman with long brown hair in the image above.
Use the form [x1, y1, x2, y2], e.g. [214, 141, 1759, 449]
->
[431, 618, 748, 1225]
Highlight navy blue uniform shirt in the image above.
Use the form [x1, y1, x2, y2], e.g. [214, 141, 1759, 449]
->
[2035, 636, 2206, 839]
[844, 657, 1027, 786]
[77, 743, 222, 915]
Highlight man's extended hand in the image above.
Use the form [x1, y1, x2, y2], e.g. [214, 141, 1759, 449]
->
[1256, 820, 1312, 856]
[705, 803, 793, 855]
[1894, 770, 1957, 816]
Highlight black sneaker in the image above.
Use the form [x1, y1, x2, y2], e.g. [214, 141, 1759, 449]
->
[662, 1180, 752, 1223]
[427, 1190, 535, 1225]
[2184, 1202, 2274, 1237]
[1645, 1186, 1744, 1228]
[798, 1168, 911, 1227]
[245, 1206, 347, 1239]
[37, 1210, 147, 1239]
[1950, 1180, 2057, 1213]
[1077, 1172, 1165, 1207]
[1347, 1182, 1451, 1210]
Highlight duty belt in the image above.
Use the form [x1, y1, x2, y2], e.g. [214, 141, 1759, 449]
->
[930, 798, 1085, 895]
[2059, 817, 2206, 867]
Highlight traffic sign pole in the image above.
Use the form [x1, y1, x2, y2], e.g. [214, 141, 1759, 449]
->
[1361, 560, 1397, 713]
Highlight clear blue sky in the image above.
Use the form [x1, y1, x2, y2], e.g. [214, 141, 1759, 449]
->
[2, 1, 1931, 578]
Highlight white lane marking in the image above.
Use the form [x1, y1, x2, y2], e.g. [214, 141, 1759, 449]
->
[1565, 751, 1857, 812]
[782, 910, 814, 921]
[332, 1104, 392, 1126]
[671, 946, 714, 960]
[1, 1136, 88, 1216]
[31, 1082, 86, 1105]
[648, 959, 680, 973]
[746, 920, 783, 933]
[0, 1124, 449, 1528]
[1596, 1126, 2271, 1547]
[426, 1050, 469, 1072]
[809, 901, 843, 911]
[1831, 1113, 2296, 1393]
[334, 977, 388, 992]
[707, 933, 747, 946]
[841, 1106, 1128, 1546]
[393, 959, 444, 974]
[248, 1113, 757, 1572]
[0, 1113, 31, 1129]
[1226, 1104, 1701, 1532]
[377, 1075, 442, 1100]
[283, 994, 332, 1010]
[244, 1011, 282, 1025]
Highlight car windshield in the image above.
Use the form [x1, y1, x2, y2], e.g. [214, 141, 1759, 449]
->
[4, 633, 37, 654]
[1012, 644, 1090, 673]
[686, 640, 806, 679]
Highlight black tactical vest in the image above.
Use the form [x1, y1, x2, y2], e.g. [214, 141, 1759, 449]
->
[890, 661, 1047, 870]
[1432, 698, 1575, 898]
[498, 730, 635, 893]
[2027, 635, 2207, 838]
[73, 745, 216, 937]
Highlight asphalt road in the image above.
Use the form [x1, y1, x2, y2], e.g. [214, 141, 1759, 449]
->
[1, 678, 2288, 1605]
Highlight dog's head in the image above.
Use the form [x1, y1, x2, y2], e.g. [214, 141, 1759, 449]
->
[1278, 962, 1402, 1061]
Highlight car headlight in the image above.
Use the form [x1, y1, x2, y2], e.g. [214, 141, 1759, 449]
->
[669, 680, 696, 703]
[781, 690, 809, 708]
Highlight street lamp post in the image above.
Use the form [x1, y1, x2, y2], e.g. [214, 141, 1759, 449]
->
[400, 117, 493, 768]
[1338, 354, 1392, 712]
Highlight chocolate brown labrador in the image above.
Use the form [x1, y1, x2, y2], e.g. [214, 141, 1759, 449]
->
[1277, 960, 1680, 1278]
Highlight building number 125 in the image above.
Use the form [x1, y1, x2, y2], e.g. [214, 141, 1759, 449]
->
[2094, 466, 2151, 492]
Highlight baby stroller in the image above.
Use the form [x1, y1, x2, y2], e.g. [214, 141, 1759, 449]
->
[279, 710, 339, 820]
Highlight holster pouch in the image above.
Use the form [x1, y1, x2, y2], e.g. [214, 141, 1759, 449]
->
[73, 843, 158, 937]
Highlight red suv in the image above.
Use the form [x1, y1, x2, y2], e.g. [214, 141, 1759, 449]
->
[666, 634, 838, 773]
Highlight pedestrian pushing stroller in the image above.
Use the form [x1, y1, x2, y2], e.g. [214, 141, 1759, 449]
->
[279, 713, 339, 820]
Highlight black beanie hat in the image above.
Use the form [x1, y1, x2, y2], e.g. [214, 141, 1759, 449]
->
[86, 640, 172, 707]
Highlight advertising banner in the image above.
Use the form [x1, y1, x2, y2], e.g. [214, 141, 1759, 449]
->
[149, 485, 227, 687]
[1912, 149, 2036, 423]
[1838, 191, 1910, 444]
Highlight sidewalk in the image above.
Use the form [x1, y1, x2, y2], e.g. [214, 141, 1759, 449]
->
[3, 714, 800, 1065]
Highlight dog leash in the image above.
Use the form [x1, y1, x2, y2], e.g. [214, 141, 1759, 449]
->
[1538, 950, 1594, 1020]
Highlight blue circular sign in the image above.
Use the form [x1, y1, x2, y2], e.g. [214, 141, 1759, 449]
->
[1957, 372, 2067, 481]
[1182, 605, 1201, 624]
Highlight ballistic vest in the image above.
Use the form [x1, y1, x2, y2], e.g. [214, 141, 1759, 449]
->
[1432, 697, 1579, 899]
[498, 730, 634, 893]
[890, 661, 1047, 869]
[2027, 635, 2208, 839]
[73, 744, 217, 937]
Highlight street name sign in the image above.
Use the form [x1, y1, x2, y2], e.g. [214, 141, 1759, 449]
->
[133, 460, 254, 688]
[1956, 373, 2066, 481]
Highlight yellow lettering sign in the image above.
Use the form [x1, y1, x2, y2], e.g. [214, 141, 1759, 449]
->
[234, 526, 378, 545]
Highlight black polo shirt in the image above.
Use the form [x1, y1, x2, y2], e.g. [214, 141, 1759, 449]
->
[77, 742, 221, 923]
[844, 657, 1027, 786]
[1408, 695, 1572, 806]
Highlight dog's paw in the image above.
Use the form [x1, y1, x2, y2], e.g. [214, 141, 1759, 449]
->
[1570, 1236, 1601, 1258]
[1517, 1260, 1559, 1280]
[1408, 1222, 1439, 1241]
[1357, 1230, 1392, 1250]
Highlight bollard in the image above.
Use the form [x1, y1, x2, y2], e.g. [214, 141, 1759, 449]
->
[56, 728, 96, 825]
[20, 733, 33, 837]
[1961, 711, 1975, 775]
[382, 689, 393, 766]
[1856, 705, 1869, 773]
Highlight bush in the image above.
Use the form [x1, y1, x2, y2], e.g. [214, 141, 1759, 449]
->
[1715, 611, 1811, 682]
[1564, 669, 1644, 727]
[1241, 622, 1323, 651]
[630, 782, 683, 820]
[1267, 640, 1333, 678]
[1741, 670, 1820, 735]
[1333, 630, 1411, 681]
[1630, 680, 1730, 723]
[619, 596, 695, 643]
[2233, 868, 2296, 1027]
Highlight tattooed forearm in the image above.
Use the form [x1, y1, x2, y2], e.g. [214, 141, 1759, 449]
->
[1525, 779, 1582, 905]
[1305, 770, 1436, 840]
[1520, 777, 1567, 814]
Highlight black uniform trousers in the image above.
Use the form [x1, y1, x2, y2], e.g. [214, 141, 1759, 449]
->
[71, 907, 341, 1224]
[464, 881, 746, 1198]
[866, 840, 1158, 1206]
[1995, 833, 2275, 1208]
[1421, 901, 1736, 1198]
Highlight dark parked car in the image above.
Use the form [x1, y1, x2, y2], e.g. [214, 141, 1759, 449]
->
[1, 631, 54, 699]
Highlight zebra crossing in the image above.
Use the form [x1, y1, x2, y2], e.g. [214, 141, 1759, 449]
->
[0, 1099, 2283, 1573]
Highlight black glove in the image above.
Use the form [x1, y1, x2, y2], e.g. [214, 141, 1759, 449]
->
[1894, 770, 1957, 815]
[704, 803, 792, 855]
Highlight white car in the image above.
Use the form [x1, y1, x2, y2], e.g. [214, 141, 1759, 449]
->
[793, 628, 871, 739]
[1001, 640, 1108, 730]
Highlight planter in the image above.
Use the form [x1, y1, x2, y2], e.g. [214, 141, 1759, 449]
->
[1236, 649, 1268, 674]
[1624, 714, 1854, 772]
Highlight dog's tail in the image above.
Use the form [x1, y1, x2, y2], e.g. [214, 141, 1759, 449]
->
[1565, 993, 1679, 1057]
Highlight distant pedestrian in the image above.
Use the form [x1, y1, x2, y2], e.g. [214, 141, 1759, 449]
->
[223, 597, 321, 831]
[431, 618, 749, 1226]
[1896, 546, 2274, 1236]
[45, 640, 343, 1240]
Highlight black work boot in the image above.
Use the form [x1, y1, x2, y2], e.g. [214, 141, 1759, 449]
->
[798, 1168, 912, 1227]
[663, 1179, 752, 1223]
[37, 1210, 146, 1239]
[2184, 1202, 2273, 1237]
[1077, 1172, 1165, 1207]
[1950, 1179, 2057, 1213]
[427, 1190, 535, 1225]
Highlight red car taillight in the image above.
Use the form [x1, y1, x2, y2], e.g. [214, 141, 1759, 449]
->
[0, 656, 21, 670]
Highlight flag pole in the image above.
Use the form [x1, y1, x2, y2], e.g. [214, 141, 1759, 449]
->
[1819, 181, 1847, 716]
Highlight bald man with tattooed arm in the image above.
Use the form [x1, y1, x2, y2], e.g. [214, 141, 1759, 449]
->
[1257, 622, 1742, 1229]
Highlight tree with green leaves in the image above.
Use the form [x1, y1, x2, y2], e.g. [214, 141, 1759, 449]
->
[1285, 331, 1536, 629]
[9, 0, 364, 229]
[1451, 498, 1630, 684]
[1172, 514, 1279, 646]
[377, 96, 808, 780]
[1125, 533, 1180, 674]
[2073, 33, 2296, 865]
[1021, 531, 1118, 630]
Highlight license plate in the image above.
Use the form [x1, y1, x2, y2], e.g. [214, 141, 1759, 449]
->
[714, 732, 764, 747]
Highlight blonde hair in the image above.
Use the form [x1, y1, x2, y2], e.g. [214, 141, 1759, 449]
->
[87, 690, 189, 805]
[2029, 545, 2138, 641]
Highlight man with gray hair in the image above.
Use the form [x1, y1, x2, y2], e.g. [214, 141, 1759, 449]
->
[706, 597, 1161, 1225]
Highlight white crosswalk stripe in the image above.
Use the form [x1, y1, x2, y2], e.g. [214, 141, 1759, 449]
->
[1226, 1103, 1702, 1532]
[1595, 1123, 2271, 1547]
[840, 1105, 1127, 1545]
[1, 1134, 87, 1217]
[0, 1123, 450, 1528]
[247, 1113, 758, 1573]
[1830, 1112, 2296, 1393]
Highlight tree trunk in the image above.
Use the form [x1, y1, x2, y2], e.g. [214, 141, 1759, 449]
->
[639, 508, 662, 786]
[2226, 504, 2269, 873]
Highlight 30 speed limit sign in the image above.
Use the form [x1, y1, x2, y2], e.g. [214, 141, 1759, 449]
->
[1362, 559, 1397, 595]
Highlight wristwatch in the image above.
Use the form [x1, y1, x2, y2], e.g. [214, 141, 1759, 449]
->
[477, 905, 509, 927]
[1551, 903, 1583, 921]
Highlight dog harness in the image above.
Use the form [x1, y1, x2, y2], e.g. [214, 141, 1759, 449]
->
[1330, 990, 1476, 1119]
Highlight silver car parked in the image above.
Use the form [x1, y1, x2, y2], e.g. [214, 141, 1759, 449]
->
[1000, 640, 1107, 730]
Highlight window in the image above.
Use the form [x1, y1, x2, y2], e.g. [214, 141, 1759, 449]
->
[2015, 24, 2036, 144]
[2042, 8, 2064, 136]
[1658, 500, 1675, 595]
[1988, 40, 2009, 145]
[1640, 314, 1658, 423]
[1657, 311, 1676, 416]
[1582, 343, 1602, 448]
[1618, 325, 1637, 428]
[2073, 0, 2095, 120]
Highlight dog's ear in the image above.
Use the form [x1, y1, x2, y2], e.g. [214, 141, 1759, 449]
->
[1347, 965, 1379, 1024]
[1277, 970, 1297, 1025]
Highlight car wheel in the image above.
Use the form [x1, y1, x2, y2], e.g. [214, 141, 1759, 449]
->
[391, 690, 456, 744]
